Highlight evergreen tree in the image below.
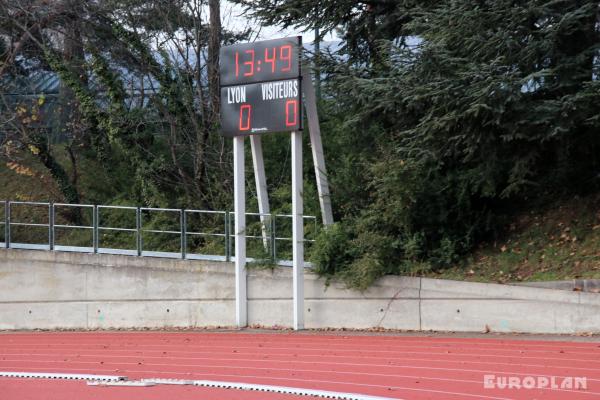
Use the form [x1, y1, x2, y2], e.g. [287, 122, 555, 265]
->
[279, 0, 600, 287]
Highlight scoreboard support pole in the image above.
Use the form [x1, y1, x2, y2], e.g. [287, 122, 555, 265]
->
[220, 37, 331, 330]
[302, 70, 334, 226]
[250, 136, 270, 249]
[291, 130, 304, 330]
[233, 136, 247, 327]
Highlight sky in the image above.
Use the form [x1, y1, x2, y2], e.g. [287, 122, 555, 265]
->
[221, 2, 338, 44]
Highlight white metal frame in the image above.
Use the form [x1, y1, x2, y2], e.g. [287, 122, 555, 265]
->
[302, 70, 334, 226]
[291, 129, 304, 330]
[233, 70, 331, 330]
[233, 136, 247, 327]
[250, 135, 270, 249]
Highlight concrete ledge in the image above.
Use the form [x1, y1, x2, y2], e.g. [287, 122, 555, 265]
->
[1, 248, 599, 333]
[420, 277, 581, 303]
[516, 279, 600, 293]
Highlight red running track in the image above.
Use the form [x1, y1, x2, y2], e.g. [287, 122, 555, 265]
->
[0, 331, 599, 400]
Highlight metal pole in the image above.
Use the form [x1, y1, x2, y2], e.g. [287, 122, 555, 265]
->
[270, 215, 276, 262]
[229, 213, 233, 261]
[5, 201, 10, 249]
[250, 135, 270, 250]
[225, 211, 230, 262]
[93, 205, 98, 253]
[234, 136, 247, 327]
[49, 202, 54, 251]
[314, 27, 321, 100]
[136, 207, 142, 256]
[302, 70, 334, 226]
[181, 209, 187, 259]
[291, 130, 304, 330]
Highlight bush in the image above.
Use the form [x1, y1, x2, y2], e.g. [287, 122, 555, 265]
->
[311, 223, 357, 278]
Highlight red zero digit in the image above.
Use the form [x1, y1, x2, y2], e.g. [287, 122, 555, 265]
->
[285, 100, 298, 127]
[239, 104, 251, 131]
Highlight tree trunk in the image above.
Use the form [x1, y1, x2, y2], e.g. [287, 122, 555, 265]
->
[192, 0, 221, 206]
[56, 0, 85, 208]
[207, 0, 221, 120]
[29, 132, 82, 224]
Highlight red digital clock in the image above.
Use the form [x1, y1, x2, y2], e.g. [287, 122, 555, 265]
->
[219, 37, 303, 137]
[220, 37, 301, 86]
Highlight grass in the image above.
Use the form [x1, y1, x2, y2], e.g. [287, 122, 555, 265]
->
[1, 150, 61, 203]
[425, 194, 600, 283]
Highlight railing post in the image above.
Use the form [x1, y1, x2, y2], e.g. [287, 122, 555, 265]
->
[4, 201, 9, 249]
[49, 202, 54, 251]
[225, 211, 230, 262]
[270, 214, 276, 262]
[136, 207, 142, 256]
[0, 201, 317, 264]
[181, 209, 186, 260]
[93, 205, 98, 253]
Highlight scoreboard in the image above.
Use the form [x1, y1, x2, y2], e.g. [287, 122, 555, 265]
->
[219, 37, 302, 137]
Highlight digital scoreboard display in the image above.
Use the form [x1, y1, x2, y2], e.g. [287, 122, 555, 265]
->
[219, 37, 302, 137]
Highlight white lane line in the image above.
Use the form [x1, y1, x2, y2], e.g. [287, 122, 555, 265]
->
[4, 363, 598, 397]
[131, 369, 600, 398]
[0, 370, 401, 400]
[0, 349, 600, 381]
[5, 336, 598, 355]
[0, 367, 515, 400]
[2, 353, 600, 381]
[88, 380, 155, 387]
[6, 333, 599, 351]
[0, 371, 126, 381]
[134, 375, 516, 400]
[89, 377, 514, 400]
[2, 347, 600, 369]
[89, 378, 402, 400]
[2, 341, 598, 358]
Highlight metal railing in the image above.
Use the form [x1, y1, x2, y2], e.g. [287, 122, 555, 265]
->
[0, 200, 318, 265]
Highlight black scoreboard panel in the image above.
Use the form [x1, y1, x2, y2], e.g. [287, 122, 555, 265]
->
[220, 37, 301, 86]
[219, 36, 303, 137]
[220, 79, 302, 137]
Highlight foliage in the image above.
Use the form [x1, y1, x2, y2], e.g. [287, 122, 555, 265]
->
[311, 223, 357, 277]
[302, 0, 600, 288]
[0, 0, 243, 212]
[233, 0, 432, 66]
[2, 0, 600, 290]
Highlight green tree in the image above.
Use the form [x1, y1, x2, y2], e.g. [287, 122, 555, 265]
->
[242, 0, 600, 287]
[0, 0, 248, 210]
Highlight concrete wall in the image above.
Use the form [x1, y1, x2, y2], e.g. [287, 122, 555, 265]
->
[1, 249, 599, 334]
[516, 279, 600, 293]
